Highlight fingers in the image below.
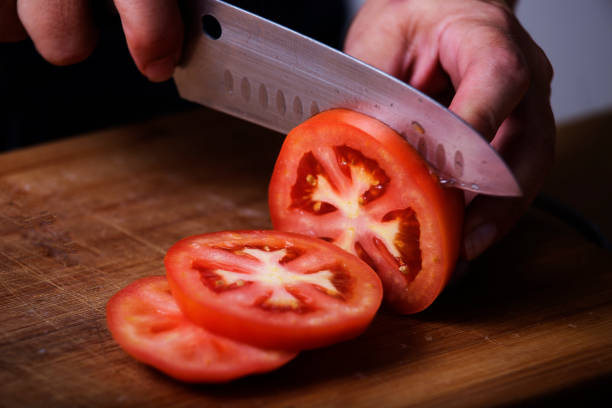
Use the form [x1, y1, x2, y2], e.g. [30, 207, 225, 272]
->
[432, 5, 554, 260]
[462, 33, 555, 260]
[463, 103, 555, 260]
[440, 12, 531, 141]
[12, 0, 183, 81]
[0, 1, 27, 41]
[346, 0, 554, 260]
[344, 0, 450, 97]
[113, 0, 183, 82]
[17, 0, 99, 65]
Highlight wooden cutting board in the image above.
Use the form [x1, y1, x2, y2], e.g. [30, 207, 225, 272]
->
[1, 108, 611, 407]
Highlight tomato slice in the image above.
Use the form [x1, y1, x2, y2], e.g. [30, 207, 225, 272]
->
[106, 276, 297, 383]
[268, 109, 464, 314]
[164, 230, 383, 350]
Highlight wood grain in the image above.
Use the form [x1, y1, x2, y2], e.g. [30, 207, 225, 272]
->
[1, 108, 611, 407]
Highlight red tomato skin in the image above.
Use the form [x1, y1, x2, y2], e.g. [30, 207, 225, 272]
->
[164, 230, 383, 350]
[106, 276, 297, 383]
[269, 109, 464, 314]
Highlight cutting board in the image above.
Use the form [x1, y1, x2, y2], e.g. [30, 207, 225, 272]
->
[1, 108, 611, 407]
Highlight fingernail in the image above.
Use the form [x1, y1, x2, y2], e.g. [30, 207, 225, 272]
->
[143, 56, 175, 82]
[464, 223, 497, 260]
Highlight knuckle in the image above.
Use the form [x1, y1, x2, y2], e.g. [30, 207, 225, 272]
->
[490, 43, 531, 93]
[479, 4, 532, 85]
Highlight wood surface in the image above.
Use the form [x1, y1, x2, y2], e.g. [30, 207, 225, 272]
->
[1, 108, 611, 407]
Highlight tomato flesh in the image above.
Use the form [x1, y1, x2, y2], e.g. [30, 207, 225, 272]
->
[164, 230, 383, 350]
[269, 109, 464, 313]
[106, 276, 297, 383]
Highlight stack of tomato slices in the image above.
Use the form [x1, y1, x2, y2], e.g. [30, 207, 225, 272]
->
[107, 230, 383, 383]
[106, 109, 463, 383]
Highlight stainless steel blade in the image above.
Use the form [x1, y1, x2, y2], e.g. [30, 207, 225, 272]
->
[173, 0, 522, 196]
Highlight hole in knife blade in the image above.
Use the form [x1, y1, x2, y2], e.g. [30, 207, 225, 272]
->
[202, 15, 222, 40]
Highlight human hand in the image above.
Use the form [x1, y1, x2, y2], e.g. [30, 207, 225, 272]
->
[0, 0, 183, 82]
[345, 0, 555, 260]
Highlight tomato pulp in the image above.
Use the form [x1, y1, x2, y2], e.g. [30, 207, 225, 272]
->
[106, 276, 297, 383]
[269, 109, 464, 313]
[165, 230, 383, 350]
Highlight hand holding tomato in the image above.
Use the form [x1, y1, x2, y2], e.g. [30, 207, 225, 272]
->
[345, 0, 555, 260]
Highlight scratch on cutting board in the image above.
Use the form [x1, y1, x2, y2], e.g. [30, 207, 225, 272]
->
[20, 363, 72, 403]
[0, 249, 63, 294]
[89, 215, 166, 255]
[0, 246, 100, 318]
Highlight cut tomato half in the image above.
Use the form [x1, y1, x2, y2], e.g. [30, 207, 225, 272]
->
[164, 230, 383, 350]
[269, 109, 464, 313]
[106, 276, 297, 383]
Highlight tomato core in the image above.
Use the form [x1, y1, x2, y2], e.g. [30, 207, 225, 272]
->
[165, 230, 383, 349]
[191, 244, 353, 314]
[290, 144, 423, 284]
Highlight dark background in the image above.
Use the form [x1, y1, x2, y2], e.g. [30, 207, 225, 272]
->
[0, 1, 348, 152]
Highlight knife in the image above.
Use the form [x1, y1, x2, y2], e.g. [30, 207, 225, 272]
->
[173, 0, 521, 197]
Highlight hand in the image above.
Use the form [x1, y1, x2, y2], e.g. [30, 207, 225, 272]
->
[345, 0, 555, 260]
[0, 0, 183, 82]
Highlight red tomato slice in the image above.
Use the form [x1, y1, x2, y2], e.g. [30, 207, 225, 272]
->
[164, 230, 383, 350]
[106, 276, 297, 383]
[268, 109, 464, 314]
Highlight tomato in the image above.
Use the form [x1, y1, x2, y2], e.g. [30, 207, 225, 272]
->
[106, 276, 297, 383]
[164, 230, 383, 350]
[268, 109, 464, 314]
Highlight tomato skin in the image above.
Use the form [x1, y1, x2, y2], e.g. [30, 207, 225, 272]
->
[269, 109, 464, 314]
[106, 276, 297, 383]
[164, 230, 383, 350]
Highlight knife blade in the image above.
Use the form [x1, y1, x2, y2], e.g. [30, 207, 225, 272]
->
[173, 0, 521, 197]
